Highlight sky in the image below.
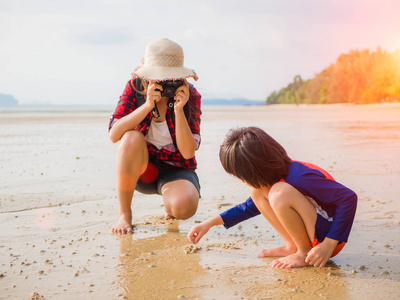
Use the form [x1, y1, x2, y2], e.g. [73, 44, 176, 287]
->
[1, 0, 400, 105]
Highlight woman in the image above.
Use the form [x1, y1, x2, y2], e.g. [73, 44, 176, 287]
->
[109, 38, 202, 235]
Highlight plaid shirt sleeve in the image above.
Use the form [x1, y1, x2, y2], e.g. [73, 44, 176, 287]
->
[189, 86, 202, 149]
[108, 80, 136, 130]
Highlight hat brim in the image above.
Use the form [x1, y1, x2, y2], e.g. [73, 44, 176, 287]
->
[132, 66, 198, 82]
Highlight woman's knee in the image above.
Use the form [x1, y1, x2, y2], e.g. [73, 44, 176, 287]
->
[162, 180, 199, 219]
[118, 130, 146, 153]
[165, 194, 199, 220]
[117, 130, 148, 175]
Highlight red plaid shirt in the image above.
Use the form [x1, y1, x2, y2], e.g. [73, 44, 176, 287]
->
[109, 79, 202, 170]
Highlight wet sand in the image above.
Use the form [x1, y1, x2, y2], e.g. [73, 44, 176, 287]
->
[0, 104, 399, 299]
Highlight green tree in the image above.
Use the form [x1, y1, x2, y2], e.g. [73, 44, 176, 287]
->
[266, 48, 400, 104]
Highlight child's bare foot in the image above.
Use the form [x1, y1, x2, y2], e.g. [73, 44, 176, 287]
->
[111, 214, 133, 235]
[270, 251, 309, 269]
[164, 213, 176, 220]
[258, 245, 297, 258]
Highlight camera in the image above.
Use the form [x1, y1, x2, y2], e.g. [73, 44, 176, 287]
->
[157, 80, 184, 98]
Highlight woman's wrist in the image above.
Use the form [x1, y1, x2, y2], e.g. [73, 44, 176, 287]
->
[144, 99, 155, 110]
[174, 104, 185, 115]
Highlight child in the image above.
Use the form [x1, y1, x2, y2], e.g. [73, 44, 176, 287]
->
[188, 127, 357, 268]
[109, 38, 202, 235]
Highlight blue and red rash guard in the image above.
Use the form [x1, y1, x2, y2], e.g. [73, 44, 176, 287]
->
[219, 161, 358, 243]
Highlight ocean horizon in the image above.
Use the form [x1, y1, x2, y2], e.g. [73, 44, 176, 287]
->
[0, 98, 265, 111]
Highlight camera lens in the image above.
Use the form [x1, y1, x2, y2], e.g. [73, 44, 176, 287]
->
[159, 80, 184, 98]
[163, 86, 176, 98]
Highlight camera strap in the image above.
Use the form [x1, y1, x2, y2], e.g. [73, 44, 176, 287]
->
[129, 78, 177, 120]
[129, 79, 146, 108]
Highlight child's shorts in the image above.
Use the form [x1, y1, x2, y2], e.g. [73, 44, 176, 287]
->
[312, 213, 346, 258]
[135, 156, 201, 196]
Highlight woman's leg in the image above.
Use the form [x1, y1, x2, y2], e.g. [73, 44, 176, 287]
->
[250, 187, 297, 258]
[161, 180, 199, 220]
[267, 182, 317, 268]
[111, 130, 148, 235]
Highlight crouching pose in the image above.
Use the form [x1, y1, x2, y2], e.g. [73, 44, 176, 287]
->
[188, 127, 357, 268]
[109, 38, 202, 235]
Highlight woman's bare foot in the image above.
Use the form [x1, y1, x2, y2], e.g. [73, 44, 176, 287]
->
[258, 245, 297, 258]
[270, 251, 309, 269]
[164, 213, 176, 220]
[111, 213, 133, 235]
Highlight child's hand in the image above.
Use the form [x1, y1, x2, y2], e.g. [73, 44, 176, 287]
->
[187, 222, 211, 244]
[187, 215, 224, 244]
[305, 238, 338, 267]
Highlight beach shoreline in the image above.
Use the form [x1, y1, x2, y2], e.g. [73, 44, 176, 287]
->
[1, 104, 399, 299]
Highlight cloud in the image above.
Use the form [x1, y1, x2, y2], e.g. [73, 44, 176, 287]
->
[75, 28, 136, 45]
[2, 0, 400, 104]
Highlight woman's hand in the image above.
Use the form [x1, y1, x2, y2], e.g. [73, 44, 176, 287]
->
[146, 81, 163, 109]
[174, 80, 190, 113]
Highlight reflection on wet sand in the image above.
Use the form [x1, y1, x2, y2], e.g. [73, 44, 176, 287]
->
[115, 219, 350, 300]
[193, 245, 350, 299]
[117, 223, 207, 299]
[234, 262, 349, 299]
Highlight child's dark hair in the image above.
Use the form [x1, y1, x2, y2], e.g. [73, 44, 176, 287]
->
[219, 127, 291, 188]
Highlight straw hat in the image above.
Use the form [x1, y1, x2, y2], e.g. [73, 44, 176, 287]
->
[131, 38, 198, 82]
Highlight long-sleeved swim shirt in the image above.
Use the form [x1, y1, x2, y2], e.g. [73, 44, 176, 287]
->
[219, 161, 357, 243]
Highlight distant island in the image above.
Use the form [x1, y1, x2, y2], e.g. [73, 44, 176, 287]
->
[0, 93, 18, 106]
[267, 48, 400, 104]
[202, 98, 264, 106]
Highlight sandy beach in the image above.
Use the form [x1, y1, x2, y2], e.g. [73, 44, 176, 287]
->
[1, 104, 399, 300]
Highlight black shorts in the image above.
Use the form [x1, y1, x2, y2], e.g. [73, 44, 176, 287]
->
[135, 156, 201, 196]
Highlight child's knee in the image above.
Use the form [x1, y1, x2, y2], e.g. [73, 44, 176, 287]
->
[268, 182, 291, 209]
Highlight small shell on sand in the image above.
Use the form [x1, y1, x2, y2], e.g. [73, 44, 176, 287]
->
[29, 292, 44, 300]
[183, 245, 201, 254]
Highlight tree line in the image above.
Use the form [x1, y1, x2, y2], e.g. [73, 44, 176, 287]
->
[266, 48, 400, 104]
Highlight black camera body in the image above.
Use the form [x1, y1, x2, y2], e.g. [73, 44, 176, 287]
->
[157, 80, 184, 98]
